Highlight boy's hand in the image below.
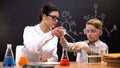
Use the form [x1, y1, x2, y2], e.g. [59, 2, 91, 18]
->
[72, 42, 90, 51]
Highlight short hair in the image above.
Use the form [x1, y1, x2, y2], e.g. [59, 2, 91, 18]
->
[86, 18, 103, 30]
[39, 3, 60, 21]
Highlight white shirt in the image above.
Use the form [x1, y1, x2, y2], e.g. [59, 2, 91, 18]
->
[23, 24, 58, 62]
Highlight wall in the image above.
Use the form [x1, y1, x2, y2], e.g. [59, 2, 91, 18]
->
[0, 0, 120, 61]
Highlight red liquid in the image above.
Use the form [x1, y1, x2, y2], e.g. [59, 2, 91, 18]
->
[60, 59, 70, 66]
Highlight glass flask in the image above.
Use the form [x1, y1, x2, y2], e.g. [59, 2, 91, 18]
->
[3, 44, 16, 67]
[18, 47, 29, 66]
[60, 48, 70, 66]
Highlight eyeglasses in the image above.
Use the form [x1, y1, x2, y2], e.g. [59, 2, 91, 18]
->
[48, 15, 59, 21]
[84, 29, 100, 34]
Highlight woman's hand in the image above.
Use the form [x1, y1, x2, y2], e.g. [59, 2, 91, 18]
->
[51, 27, 65, 38]
[40, 55, 48, 62]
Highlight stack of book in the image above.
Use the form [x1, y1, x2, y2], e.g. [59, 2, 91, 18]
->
[103, 53, 120, 67]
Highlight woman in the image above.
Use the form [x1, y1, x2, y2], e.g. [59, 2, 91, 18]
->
[23, 3, 64, 62]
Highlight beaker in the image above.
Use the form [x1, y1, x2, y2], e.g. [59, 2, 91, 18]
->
[18, 47, 29, 66]
[60, 48, 70, 66]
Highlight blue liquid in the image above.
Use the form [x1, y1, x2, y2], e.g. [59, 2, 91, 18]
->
[3, 57, 16, 67]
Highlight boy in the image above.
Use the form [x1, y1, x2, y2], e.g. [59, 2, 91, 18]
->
[60, 18, 108, 62]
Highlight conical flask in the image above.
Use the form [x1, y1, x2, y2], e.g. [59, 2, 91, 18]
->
[3, 44, 16, 67]
[60, 48, 70, 66]
[18, 47, 29, 66]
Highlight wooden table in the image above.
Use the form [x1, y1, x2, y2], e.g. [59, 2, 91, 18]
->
[0, 62, 119, 68]
[55, 62, 120, 68]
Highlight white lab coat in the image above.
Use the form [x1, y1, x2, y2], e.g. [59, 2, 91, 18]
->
[23, 24, 58, 62]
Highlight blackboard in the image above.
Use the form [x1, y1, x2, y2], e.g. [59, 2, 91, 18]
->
[0, 0, 120, 61]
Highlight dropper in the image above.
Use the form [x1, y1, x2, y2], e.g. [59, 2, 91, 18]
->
[64, 31, 75, 42]
[63, 31, 77, 56]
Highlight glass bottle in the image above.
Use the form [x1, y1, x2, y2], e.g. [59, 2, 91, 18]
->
[100, 47, 108, 63]
[18, 47, 29, 66]
[3, 44, 16, 67]
[60, 48, 70, 66]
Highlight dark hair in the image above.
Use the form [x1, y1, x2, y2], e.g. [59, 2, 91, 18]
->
[39, 3, 60, 21]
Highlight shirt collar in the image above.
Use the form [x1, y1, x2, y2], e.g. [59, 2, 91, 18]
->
[34, 24, 42, 35]
[87, 40, 100, 47]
